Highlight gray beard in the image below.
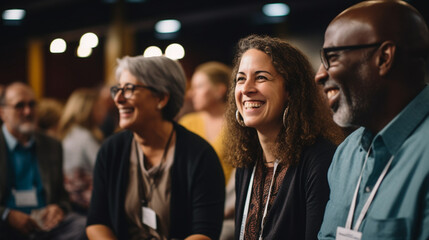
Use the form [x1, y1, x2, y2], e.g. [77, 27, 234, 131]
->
[17, 123, 36, 136]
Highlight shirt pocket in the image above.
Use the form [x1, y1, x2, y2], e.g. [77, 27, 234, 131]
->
[363, 217, 408, 239]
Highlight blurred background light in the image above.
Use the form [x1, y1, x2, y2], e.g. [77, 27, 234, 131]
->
[155, 19, 181, 33]
[143, 46, 163, 57]
[2, 9, 26, 20]
[79, 32, 99, 48]
[49, 38, 67, 53]
[77, 46, 92, 58]
[262, 3, 290, 17]
[165, 43, 185, 60]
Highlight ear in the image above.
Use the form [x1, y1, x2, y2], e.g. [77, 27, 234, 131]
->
[157, 93, 170, 110]
[377, 41, 396, 76]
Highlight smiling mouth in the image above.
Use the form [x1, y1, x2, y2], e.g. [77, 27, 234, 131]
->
[326, 89, 339, 100]
[119, 108, 134, 114]
[324, 88, 340, 109]
[244, 101, 264, 109]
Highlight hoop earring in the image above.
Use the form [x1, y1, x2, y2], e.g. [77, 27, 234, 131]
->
[283, 106, 289, 129]
[236, 110, 246, 127]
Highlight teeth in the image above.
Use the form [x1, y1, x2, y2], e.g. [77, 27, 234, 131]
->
[244, 102, 263, 109]
[327, 89, 339, 99]
[119, 108, 133, 113]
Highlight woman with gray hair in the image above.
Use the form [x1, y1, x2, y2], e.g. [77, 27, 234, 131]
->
[86, 56, 225, 240]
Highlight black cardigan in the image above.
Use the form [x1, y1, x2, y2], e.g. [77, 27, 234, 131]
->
[234, 137, 336, 240]
[87, 123, 225, 240]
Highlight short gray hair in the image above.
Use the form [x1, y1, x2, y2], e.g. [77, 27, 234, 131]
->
[115, 56, 186, 121]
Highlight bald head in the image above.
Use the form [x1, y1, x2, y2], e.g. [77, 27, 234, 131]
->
[333, 0, 429, 58]
[316, 0, 428, 131]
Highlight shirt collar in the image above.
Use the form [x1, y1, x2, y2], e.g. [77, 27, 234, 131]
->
[363, 85, 429, 155]
[2, 124, 35, 151]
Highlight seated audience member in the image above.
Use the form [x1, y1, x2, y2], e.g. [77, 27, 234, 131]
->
[225, 35, 343, 239]
[36, 98, 64, 139]
[0, 82, 86, 240]
[86, 56, 225, 240]
[316, 1, 429, 239]
[180, 61, 233, 183]
[98, 85, 119, 138]
[179, 61, 235, 240]
[58, 88, 106, 214]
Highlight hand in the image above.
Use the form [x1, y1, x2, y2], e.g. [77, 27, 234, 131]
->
[41, 204, 65, 230]
[7, 210, 41, 234]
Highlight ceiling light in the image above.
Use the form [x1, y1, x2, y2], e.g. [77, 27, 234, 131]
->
[77, 46, 92, 58]
[50, 38, 67, 53]
[155, 19, 181, 34]
[165, 43, 185, 60]
[80, 32, 99, 48]
[143, 46, 163, 57]
[262, 3, 290, 17]
[2, 9, 26, 20]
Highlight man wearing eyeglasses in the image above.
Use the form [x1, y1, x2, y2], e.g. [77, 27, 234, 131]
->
[315, 1, 429, 239]
[0, 82, 86, 239]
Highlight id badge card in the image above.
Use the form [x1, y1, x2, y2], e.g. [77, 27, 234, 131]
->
[12, 188, 38, 207]
[336, 227, 362, 240]
[142, 206, 157, 230]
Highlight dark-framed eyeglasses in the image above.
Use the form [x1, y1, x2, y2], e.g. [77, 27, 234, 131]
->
[320, 42, 382, 70]
[110, 83, 158, 99]
[3, 100, 37, 110]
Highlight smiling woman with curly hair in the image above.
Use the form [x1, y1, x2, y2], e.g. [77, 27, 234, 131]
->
[225, 35, 343, 240]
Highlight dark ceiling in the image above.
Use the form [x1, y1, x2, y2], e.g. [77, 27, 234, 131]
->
[1, 0, 427, 49]
[0, 0, 427, 99]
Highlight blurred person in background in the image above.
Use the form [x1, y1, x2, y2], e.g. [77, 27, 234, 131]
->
[0, 82, 86, 240]
[86, 56, 225, 240]
[225, 35, 343, 240]
[179, 61, 233, 183]
[36, 98, 64, 139]
[98, 85, 119, 138]
[58, 88, 106, 214]
[179, 61, 235, 240]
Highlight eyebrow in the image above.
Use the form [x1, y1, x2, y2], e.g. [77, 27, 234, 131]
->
[237, 70, 273, 76]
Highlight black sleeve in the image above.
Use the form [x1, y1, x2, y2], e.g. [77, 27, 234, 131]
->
[304, 141, 336, 240]
[87, 145, 112, 228]
[189, 143, 225, 239]
[234, 167, 245, 240]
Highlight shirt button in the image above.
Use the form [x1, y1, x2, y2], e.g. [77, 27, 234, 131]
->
[365, 186, 372, 193]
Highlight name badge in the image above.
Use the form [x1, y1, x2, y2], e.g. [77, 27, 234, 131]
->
[336, 227, 362, 240]
[142, 206, 157, 230]
[12, 188, 38, 207]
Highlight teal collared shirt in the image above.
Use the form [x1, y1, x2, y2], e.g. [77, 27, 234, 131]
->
[319, 85, 429, 240]
[2, 125, 46, 214]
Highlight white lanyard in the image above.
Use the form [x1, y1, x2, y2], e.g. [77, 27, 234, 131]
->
[239, 160, 279, 240]
[345, 147, 394, 231]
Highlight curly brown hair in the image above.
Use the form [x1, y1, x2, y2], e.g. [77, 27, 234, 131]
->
[224, 35, 344, 168]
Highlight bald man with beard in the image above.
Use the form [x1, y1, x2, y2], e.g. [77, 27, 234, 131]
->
[315, 1, 429, 239]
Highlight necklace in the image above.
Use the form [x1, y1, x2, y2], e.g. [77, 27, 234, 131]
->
[136, 126, 175, 206]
